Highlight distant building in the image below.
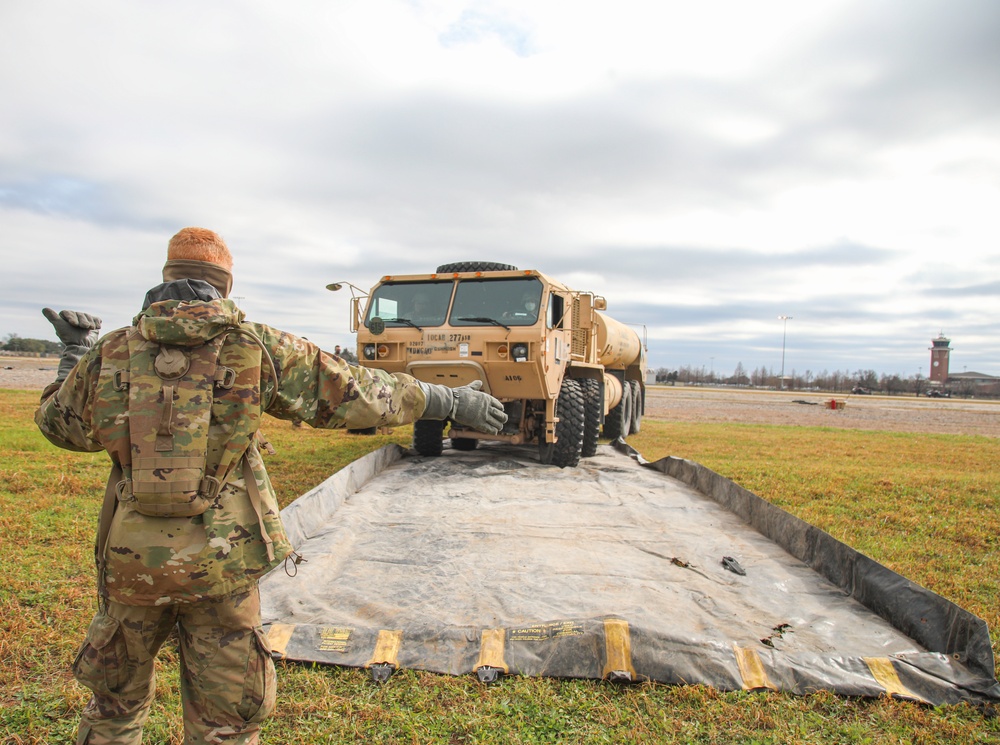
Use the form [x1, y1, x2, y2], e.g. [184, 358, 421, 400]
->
[927, 333, 1000, 397]
[928, 333, 951, 385]
[949, 370, 1000, 383]
[948, 370, 1000, 396]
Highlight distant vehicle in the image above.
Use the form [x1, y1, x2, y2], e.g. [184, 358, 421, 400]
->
[926, 389, 951, 398]
[852, 386, 872, 395]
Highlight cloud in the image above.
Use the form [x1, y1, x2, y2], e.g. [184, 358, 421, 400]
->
[927, 281, 1000, 298]
[438, 4, 536, 56]
[1, 0, 998, 378]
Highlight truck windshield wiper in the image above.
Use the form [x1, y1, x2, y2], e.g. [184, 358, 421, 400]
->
[457, 317, 510, 331]
[383, 317, 424, 330]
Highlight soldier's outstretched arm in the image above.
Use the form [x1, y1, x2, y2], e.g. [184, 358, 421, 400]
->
[254, 326, 425, 430]
[35, 308, 106, 453]
[254, 326, 504, 433]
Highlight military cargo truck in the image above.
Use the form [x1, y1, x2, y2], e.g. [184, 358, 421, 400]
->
[342, 261, 647, 467]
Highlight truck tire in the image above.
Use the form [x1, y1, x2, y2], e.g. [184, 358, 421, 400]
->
[629, 380, 642, 434]
[603, 380, 632, 440]
[413, 419, 444, 456]
[580, 378, 601, 458]
[539, 378, 585, 468]
[435, 261, 518, 273]
[451, 436, 479, 451]
[621, 387, 632, 438]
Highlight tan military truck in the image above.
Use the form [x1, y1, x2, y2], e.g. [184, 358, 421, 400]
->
[342, 261, 647, 467]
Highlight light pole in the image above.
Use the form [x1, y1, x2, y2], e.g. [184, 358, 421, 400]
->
[778, 315, 792, 390]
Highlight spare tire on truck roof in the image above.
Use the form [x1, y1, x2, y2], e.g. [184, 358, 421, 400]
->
[436, 262, 518, 273]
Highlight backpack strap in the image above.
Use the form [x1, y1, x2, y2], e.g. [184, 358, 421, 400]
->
[242, 454, 275, 562]
[226, 325, 280, 410]
[96, 462, 123, 610]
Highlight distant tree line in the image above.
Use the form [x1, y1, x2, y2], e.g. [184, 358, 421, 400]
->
[3, 331, 364, 365]
[652, 363, 996, 397]
[1, 333, 61, 355]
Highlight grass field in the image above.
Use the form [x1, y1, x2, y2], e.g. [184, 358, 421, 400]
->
[1, 387, 998, 744]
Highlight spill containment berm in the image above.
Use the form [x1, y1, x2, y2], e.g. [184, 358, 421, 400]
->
[260, 442, 999, 704]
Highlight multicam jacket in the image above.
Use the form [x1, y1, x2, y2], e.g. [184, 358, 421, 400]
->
[36, 297, 426, 606]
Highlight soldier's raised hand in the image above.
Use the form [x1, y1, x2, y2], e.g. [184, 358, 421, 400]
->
[43, 308, 103, 383]
[43, 308, 102, 349]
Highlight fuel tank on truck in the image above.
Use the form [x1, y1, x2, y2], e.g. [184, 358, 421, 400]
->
[596, 312, 643, 369]
[602, 372, 625, 412]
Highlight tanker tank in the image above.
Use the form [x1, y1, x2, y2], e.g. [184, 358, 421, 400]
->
[595, 312, 643, 369]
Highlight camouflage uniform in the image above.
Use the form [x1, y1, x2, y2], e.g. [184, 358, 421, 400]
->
[37, 296, 427, 744]
[73, 589, 272, 745]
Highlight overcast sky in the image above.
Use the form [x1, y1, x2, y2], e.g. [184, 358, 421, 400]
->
[2, 0, 998, 379]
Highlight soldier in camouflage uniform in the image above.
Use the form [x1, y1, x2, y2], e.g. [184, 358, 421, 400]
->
[36, 227, 506, 745]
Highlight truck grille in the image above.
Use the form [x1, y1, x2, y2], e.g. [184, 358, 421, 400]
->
[571, 299, 587, 359]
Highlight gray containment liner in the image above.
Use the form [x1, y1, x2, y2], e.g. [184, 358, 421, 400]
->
[260, 442, 1000, 704]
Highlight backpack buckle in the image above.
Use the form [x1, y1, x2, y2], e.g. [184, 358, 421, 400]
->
[216, 366, 237, 389]
[199, 475, 222, 500]
[113, 369, 130, 391]
[115, 478, 134, 503]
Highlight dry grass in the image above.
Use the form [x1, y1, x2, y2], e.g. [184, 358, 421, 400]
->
[2, 388, 998, 744]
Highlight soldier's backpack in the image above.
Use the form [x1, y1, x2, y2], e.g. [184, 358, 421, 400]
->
[109, 323, 273, 518]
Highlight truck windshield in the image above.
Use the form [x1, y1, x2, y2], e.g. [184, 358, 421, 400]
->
[365, 281, 453, 328]
[450, 278, 543, 327]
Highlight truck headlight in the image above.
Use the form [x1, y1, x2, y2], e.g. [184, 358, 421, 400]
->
[364, 344, 376, 360]
[511, 343, 528, 362]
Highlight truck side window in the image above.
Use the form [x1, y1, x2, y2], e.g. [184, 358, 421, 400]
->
[548, 294, 565, 329]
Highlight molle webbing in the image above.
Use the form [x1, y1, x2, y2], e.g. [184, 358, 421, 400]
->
[109, 364, 236, 394]
[121, 331, 229, 516]
[115, 325, 266, 518]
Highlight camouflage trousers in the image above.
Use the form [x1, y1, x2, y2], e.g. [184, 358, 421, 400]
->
[72, 586, 276, 745]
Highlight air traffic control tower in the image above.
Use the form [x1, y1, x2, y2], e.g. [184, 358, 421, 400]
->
[929, 333, 951, 384]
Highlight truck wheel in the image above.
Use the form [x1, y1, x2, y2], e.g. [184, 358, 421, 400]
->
[539, 378, 585, 468]
[603, 380, 632, 440]
[621, 387, 632, 438]
[435, 261, 518, 273]
[413, 419, 444, 456]
[630, 380, 642, 434]
[580, 378, 601, 458]
[451, 437, 479, 451]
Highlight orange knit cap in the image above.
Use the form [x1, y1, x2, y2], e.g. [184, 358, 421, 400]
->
[167, 227, 233, 271]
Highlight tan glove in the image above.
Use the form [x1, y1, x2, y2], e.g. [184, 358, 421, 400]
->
[419, 380, 507, 435]
[42, 308, 102, 383]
